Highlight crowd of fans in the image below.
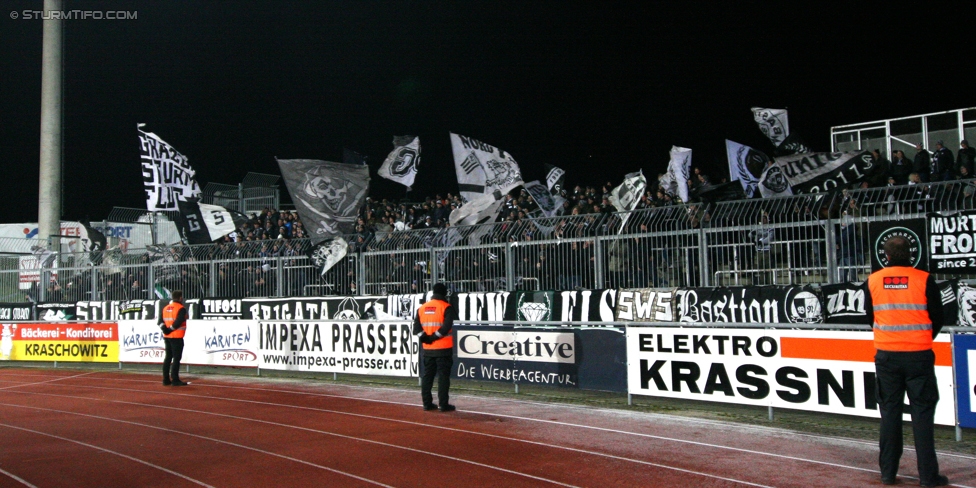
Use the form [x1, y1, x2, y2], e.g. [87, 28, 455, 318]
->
[29, 140, 976, 302]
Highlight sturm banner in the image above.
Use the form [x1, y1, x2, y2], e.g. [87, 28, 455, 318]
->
[0, 303, 33, 322]
[258, 321, 418, 376]
[138, 126, 202, 211]
[627, 327, 955, 425]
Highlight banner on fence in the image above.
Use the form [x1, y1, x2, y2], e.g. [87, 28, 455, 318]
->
[453, 326, 579, 387]
[258, 321, 418, 376]
[928, 211, 976, 273]
[1, 323, 118, 362]
[615, 286, 823, 325]
[118, 320, 166, 363]
[954, 333, 976, 428]
[183, 320, 259, 367]
[869, 218, 927, 271]
[626, 327, 954, 425]
[0, 303, 33, 322]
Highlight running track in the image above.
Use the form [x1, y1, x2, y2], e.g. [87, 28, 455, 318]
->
[0, 368, 973, 487]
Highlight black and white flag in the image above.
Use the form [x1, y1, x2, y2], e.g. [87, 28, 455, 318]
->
[449, 184, 516, 227]
[177, 199, 251, 244]
[450, 133, 523, 203]
[138, 125, 202, 211]
[79, 220, 108, 265]
[659, 146, 692, 203]
[608, 170, 647, 233]
[307, 236, 349, 276]
[751, 107, 790, 148]
[378, 135, 420, 189]
[524, 180, 565, 218]
[277, 159, 370, 244]
[545, 164, 566, 194]
[726, 140, 769, 198]
[758, 151, 874, 198]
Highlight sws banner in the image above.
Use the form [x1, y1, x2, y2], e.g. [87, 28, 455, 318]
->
[626, 327, 955, 425]
[258, 321, 418, 377]
[1, 323, 118, 362]
[453, 326, 579, 387]
[616, 286, 823, 325]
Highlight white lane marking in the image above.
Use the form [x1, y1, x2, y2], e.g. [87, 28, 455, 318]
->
[0, 371, 96, 390]
[0, 422, 214, 487]
[9, 389, 773, 487]
[0, 401, 576, 488]
[0, 466, 39, 488]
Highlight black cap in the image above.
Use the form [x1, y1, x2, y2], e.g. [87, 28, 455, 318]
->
[432, 283, 448, 296]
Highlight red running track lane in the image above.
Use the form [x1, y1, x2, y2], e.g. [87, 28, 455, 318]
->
[0, 368, 973, 488]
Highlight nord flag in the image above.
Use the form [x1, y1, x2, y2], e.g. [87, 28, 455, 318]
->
[450, 133, 523, 203]
[138, 125, 202, 211]
[378, 135, 420, 189]
[177, 199, 251, 244]
[726, 140, 769, 198]
[277, 159, 370, 244]
[758, 151, 874, 198]
[659, 146, 692, 203]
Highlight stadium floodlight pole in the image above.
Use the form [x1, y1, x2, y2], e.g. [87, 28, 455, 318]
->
[38, 0, 64, 248]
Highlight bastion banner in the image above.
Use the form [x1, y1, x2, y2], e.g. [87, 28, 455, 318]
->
[1, 323, 118, 362]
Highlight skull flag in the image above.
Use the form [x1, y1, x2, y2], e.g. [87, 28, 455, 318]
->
[277, 159, 370, 244]
[378, 136, 420, 189]
[307, 236, 349, 276]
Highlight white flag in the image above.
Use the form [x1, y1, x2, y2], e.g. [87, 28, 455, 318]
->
[751, 107, 790, 148]
[378, 135, 420, 189]
[449, 182, 519, 227]
[450, 133, 523, 203]
[524, 181, 565, 218]
[725, 140, 769, 198]
[659, 146, 692, 203]
[138, 126, 202, 211]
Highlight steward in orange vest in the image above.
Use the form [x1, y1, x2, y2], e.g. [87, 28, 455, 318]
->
[864, 236, 948, 487]
[158, 290, 190, 386]
[413, 283, 457, 412]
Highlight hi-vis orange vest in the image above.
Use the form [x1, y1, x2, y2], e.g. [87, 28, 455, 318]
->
[419, 299, 453, 350]
[868, 266, 933, 352]
[162, 302, 186, 339]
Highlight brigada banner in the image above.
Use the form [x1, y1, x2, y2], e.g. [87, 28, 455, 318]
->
[627, 327, 955, 425]
[257, 321, 418, 376]
[2, 323, 118, 362]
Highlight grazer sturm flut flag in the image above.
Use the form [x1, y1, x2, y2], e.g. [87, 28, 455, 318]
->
[758, 151, 874, 198]
[450, 133, 523, 203]
[659, 146, 692, 203]
[524, 181, 566, 218]
[138, 125, 202, 211]
[726, 140, 769, 198]
[176, 199, 252, 244]
[277, 159, 370, 245]
[378, 135, 420, 189]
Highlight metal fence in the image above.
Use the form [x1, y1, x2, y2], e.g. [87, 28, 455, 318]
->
[831, 106, 976, 160]
[8, 179, 976, 303]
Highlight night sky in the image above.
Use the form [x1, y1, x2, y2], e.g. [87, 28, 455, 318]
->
[2, 1, 969, 223]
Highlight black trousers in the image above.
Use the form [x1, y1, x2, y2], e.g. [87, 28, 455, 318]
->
[875, 349, 940, 483]
[163, 338, 185, 383]
[421, 354, 453, 408]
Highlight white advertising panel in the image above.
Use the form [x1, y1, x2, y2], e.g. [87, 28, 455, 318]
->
[626, 328, 954, 425]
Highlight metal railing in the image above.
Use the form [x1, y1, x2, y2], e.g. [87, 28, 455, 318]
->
[8, 179, 976, 303]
